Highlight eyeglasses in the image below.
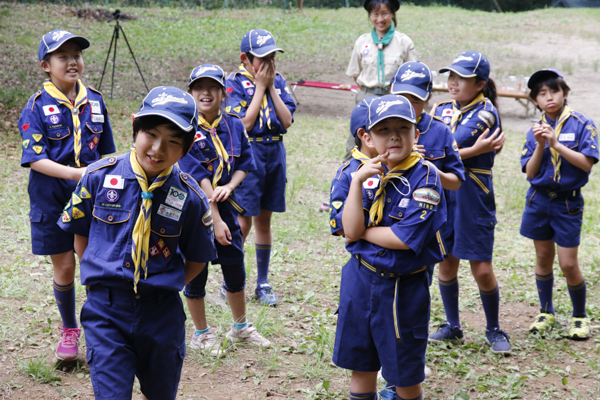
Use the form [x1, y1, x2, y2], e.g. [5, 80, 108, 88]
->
[370, 12, 391, 18]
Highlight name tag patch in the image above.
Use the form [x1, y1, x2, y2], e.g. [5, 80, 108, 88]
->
[91, 114, 104, 123]
[558, 133, 575, 141]
[90, 100, 101, 114]
[157, 204, 182, 221]
[165, 186, 187, 210]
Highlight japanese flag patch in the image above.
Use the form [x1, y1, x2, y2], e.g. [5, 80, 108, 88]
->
[242, 80, 255, 89]
[103, 175, 125, 190]
[43, 105, 60, 116]
[363, 177, 380, 189]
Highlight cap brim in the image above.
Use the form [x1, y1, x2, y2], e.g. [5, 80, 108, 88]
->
[188, 75, 225, 88]
[249, 46, 284, 57]
[368, 114, 416, 131]
[49, 36, 90, 54]
[439, 66, 477, 79]
[134, 110, 195, 132]
[390, 84, 429, 101]
[527, 70, 561, 89]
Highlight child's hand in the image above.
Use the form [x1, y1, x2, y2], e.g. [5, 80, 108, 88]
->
[472, 127, 504, 154]
[532, 122, 547, 147]
[254, 61, 271, 89]
[214, 220, 232, 246]
[415, 143, 426, 155]
[212, 185, 233, 203]
[353, 154, 386, 183]
[539, 123, 558, 148]
[266, 60, 276, 88]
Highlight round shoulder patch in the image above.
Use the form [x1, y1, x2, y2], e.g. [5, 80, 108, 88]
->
[412, 188, 440, 206]
[478, 110, 496, 128]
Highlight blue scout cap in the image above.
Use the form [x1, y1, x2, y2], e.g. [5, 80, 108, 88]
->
[440, 51, 490, 83]
[135, 86, 198, 132]
[240, 29, 284, 58]
[367, 94, 416, 130]
[350, 97, 374, 136]
[390, 61, 432, 101]
[38, 29, 90, 62]
[527, 68, 564, 89]
[188, 64, 226, 88]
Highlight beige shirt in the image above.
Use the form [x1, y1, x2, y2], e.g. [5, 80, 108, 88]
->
[346, 30, 417, 89]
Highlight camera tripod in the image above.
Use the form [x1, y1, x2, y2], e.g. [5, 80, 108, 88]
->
[98, 10, 149, 99]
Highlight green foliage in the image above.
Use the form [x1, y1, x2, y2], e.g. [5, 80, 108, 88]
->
[409, 0, 554, 12]
[16, 355, 62, 385]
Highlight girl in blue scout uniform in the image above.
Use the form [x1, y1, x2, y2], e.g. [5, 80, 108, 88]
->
[18, 29, 115, 361]
[520, 69, 598, 340]
[430, 51, 510, 354]
[58, 86, 217, 400]
[179, 64, 271, 355]
[335, 95, 446, 400]
[226, 29, 296, 306]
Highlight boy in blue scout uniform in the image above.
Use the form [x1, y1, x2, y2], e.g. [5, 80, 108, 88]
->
[19, 29, 115, 361]
[334, 95, 446, 400]
[57, 86, 217, 400]
[226, 29, 296, 306]
[520, 69, 598, 340]
[179, 65, 271, 354]
[430, 52, 510, 354]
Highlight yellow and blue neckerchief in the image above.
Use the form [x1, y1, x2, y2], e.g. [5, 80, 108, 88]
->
[198, 112, 231, 188]
[43, 79, 88, 166]
[351, 146, 370, 163]
[238, 64, 271, 130]
[541, 105, 572, 183]
[450, 93, 485, 133]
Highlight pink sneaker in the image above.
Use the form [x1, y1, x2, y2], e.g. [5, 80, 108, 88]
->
[56, 327, 81, 361]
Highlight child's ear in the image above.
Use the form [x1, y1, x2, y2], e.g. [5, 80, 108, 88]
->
[240, 53, 247, 63]
[364, 132, 376, 149]
[563, 88, 570, 99]
[414, 127, 420, 143]
[41, 60, 51, 73]
[476, 79, 487, 93]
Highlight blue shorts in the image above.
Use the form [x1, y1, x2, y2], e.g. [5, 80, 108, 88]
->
[235, 140, 286, 216]
[332, 256, 430, 388]
[439, 189, 456, 256]
[81, 285, 186, 400]
[520, 187, 584, 248]
[28, 171, 76, 255]
[183, 261, 246, 299]
[452, 170, 496, 261]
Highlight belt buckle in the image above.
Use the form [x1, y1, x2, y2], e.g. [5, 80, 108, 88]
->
[263, 134, 272, 143]
[548, 191, 557, 199]
[374, 87, 383, 95]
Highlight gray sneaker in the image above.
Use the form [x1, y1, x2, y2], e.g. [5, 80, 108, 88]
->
[189, 330, 222, 356]
[226, 323, 272, 349]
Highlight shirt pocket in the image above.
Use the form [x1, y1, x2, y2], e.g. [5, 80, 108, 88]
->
[146, 220, 182, 273]
[423, 149, 446, 162]
[90, 206, 132, 261]
[388, 205, 406, 221]
[46, 128, 72, 161]
[565, 195, 584, 215]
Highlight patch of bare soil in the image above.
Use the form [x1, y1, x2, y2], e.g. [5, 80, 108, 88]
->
[69, 8, 135, 22]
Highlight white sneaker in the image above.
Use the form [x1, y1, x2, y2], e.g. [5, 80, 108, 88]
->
[226, 323, 272, 348]
[424, 365, 432, 378]
[189, 330, 221, 356]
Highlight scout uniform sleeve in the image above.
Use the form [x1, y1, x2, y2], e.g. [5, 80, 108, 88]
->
[390, 170, 442, 255]
[329, 162, 351, 235]
[520, 127, 537, 172]
[275, 74, 297, 117]
[441, 124, 465, 181]
[57, 169, 95, 237]
[403, 35, 417, 62]
[96, 95, 116, 155]
[346, 36, 362, 79]
[454, 104, 499, 149]
[179, 144, 212, 183]
[232, 116, 256, 172]
[178, 176, 217, 264]
[225, 77, 248, 119]
[19, 93, 51, 167]
[578, 120, 599, 164]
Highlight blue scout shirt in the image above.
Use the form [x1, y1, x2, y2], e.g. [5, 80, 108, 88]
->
[225, 70, 296, 136]
[58, 154, 217, 292]
[19, 84, 115, 167]
[521, 110, 599, 191]
[417, 113, 465, 180]
[352, 160, 447, 275]
[178, 113, 256, 185]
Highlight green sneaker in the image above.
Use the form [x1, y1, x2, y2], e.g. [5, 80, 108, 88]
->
[568, 317, 590, 340]
[529, 312, 556, 333]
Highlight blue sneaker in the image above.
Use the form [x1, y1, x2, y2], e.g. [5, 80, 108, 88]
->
[219, 284, 228, 303]
[486, 327, 511, 354]
[254, 283, 278, 306]
[428, 322, 464, 343]
[379, 386, 395, 400]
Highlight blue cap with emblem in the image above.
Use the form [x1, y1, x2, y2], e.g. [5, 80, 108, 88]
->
[367, 94, 416, 130]
[135, 86, 199, 133]
[188, 64, 226, 88]
[527, 68, 564, 89]
[38, 29, 90, 62]
[390, 61, 432, 101]
[350, 97, 374, 136]
[439, 51, 490, 83]
[241, 29, 284, 58]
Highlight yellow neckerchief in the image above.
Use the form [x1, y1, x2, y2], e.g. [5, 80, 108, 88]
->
[541, 105, 572, 183]
[238, 64, 271, 130]
[130, 149, 173, 293]
[43, 79, 88, 166]
[450, 93, 485, 133]
[369, 151, 423, 226]
[198, 113, 230, 188]
[351, 146, 371, 164]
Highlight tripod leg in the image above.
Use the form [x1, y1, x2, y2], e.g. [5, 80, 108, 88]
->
[111, 24, 119, 100]
[119, 25, 150, 92]
[97, 26, 118, 91]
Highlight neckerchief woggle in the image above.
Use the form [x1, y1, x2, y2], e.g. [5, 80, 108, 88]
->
[369, 150, 422, 226]
[351, 146, 371, 163]
[370, 24, 395, 89]
[541, 105, 572, 183]
[450, 93, 486, 133]
[130, 149, 173, 293]
[198, 112, 230, 188]
[238, 64, 271, 130]
[43, 79, 88, 167]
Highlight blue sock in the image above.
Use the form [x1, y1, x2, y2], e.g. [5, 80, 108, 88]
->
[568, 279, 587, 318]
[194, 327, 210, 336]
[233, 321, 249, 331]
[439, 277, 460, 328]
[349, 391, 376, 400]
[398, 392, 423, 400]
[53, 280, 77, 328]
[536, 272, 555, 314]
[480, 284, 500, 330]
[255, 244, 272, 285]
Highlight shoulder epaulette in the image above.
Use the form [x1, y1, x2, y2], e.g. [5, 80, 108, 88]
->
[87, 156, 117, 174]
[421, 159, 440, 187]
[436, 100, 452, 107]
[179, 172, 205, 200]
[227, 112, 242, 121]
[30, 90, 43, 111]
[432, 115, 445, 123]
[88, 86, 103, 96]
[335, 160, 351, 181]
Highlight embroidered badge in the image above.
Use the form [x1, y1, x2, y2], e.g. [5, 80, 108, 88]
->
[276, 88, 281, 95]
[362, 48, 369, 55]
[22, 139, 30, 149]
[80, 186, 91, 199]
[363, 177, 380, 189]
[195, 131, 206, 142]
[452, 140, 459, 152]
[105, 189, 119, 203]
[72, 207, 85, 219]
[399, 198, 410, 208]
[42, 105, 60, 116]
[412, 188, 440, 206]
[166, 186, 187, 210]
[522, 148, 528, 155]
[72, 193, 82, 206]
[149, 244, 160, 257]
[284, 86, 291, 94]
[332, 201, 343, 210]
[226, 87, 233, 94]
[202, 209, 213, 226]
[103, 175, 125, 189]
[88, 135, 99, 152]
[32, 134, 43, 142]
[207, 164, 214, 172]
[587, 125, 597, 138]
[90, 100, 101, 114]
[234, 106, 242, 113]
[246, 88, 255, 96]
[330, 219, 336, 228]
[242, 80, 255, 89]
[162, 246, 171, 259]
[477, 110, 496, 128]
[151, 92, 188, 107]
[33, 145, 43, 154]
[61, 211, 71, 223]
[157, 204, 181, 221]
[64, 200, 72, 210]
[22, 123, 30, 132]
[91, 114, 104, 123]
[225, 106, 232, 112]
[49, 114, 60, 125]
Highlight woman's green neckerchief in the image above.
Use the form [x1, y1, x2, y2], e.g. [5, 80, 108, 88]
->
[371, 23, 395, 89]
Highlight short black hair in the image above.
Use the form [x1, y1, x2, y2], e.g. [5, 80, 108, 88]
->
[354, 133, 362, 147]
[529, 76, 570, 102]
[364, 0, 399, 27]
[245, 52, 255, 63]
[132, 115, 194, 155]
